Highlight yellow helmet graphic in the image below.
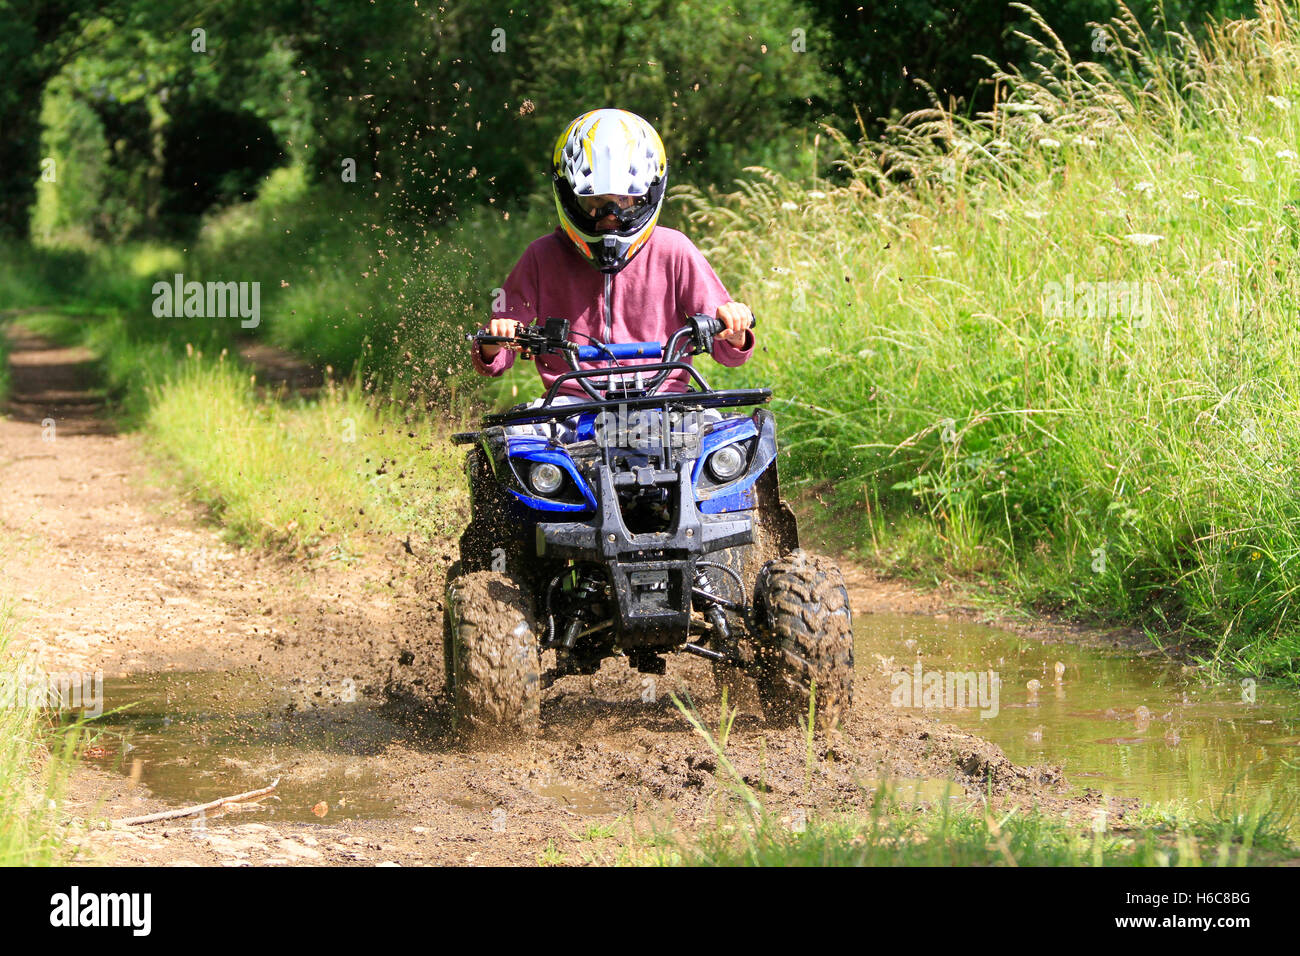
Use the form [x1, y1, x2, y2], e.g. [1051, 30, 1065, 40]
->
[552, 109, 668, 274]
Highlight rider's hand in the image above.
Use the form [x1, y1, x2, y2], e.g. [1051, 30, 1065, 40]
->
[716, 301, 755, 348]
[479, 318, 519, 360]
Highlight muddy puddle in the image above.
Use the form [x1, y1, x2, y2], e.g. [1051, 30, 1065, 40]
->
[90, 670, 622, 824]
[89, 671, 404, 823]
[857, 613, 1300, 826]
[89, 613, 1300, 830]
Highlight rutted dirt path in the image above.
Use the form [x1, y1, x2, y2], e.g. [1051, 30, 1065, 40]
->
[0, 323, 1108, 866]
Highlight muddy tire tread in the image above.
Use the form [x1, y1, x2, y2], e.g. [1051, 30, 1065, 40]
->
[751, 549, 854, 726]
[444, 570, 541, 740]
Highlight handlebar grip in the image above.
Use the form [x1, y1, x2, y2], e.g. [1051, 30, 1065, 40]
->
[691, 312, 757, 334]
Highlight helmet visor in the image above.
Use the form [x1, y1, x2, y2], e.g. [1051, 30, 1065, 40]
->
[576, 193, 649, 219]
[556, 176, 664, 237]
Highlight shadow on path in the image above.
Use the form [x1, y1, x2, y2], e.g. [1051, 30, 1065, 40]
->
[2, 321, 114, 437]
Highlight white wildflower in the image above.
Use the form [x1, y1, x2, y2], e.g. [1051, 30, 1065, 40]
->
[1038, 137, 1062, 149]
[1277, 149, 1298, 160]
[988, 139, 1012, 150]
[1134, 181, 1154, 194]
[780, 201, 798, 211]
[1267, 95, 1291, 110]
[1125, 233, 1164, 246]
[807, 190, 827, 199]
[1075, 135, 1098, 148]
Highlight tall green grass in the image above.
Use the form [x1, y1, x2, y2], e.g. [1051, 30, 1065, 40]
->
[653, 796, 1296, 866]
[676, 1, 1300, 681]
[142, 350, 468, 553]
[0, 603, 80, 865]
[191, 166, 551, 386]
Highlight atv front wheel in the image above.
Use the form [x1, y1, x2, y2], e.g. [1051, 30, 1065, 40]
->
[443, 570, 541, 741]
[749, 550, 854, 728]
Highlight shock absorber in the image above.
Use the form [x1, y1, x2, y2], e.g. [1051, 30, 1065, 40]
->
[693, 568, 731, 648]
[562, 576, 601, 651]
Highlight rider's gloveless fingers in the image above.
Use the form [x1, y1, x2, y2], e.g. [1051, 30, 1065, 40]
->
[715, 302, 754, 345]
[479, 318, 519, 359]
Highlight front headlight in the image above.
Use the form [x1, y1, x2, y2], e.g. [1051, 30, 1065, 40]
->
[707, 444, 746, 481]
[530, 461, 565, 495]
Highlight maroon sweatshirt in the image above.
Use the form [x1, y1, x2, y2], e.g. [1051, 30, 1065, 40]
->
[472, 226, 753, 397]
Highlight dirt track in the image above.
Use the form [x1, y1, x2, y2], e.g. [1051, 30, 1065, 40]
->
[0, 325, 1111, 866]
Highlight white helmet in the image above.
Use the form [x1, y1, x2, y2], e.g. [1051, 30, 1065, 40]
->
[551, 108, 668, 274]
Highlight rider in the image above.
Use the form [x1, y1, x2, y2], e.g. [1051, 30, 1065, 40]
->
[471, 108, 755, 401]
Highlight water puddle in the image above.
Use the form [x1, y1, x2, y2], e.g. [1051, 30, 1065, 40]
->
[90, 670, 403, 822]
[856, 613, 1300, 827]
[89, 613, 1300, 829]
[88, 672, 647, 824]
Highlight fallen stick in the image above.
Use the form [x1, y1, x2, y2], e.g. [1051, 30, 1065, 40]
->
[117, 778, 281, 826]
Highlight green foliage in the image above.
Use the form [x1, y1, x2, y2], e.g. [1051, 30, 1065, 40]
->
[0, 0, 107, 238]
[667, 798, 1295, 866]
[31, 10, 303, 241]
[7, 0, 1270, 241]
[237, 0, 838, 218]
[518, 0, 836, 185]
[141, 352, 468, 553]
[32, 77, 110, 242]
[0, 602, 83, 866]
[807, 0, 1258, 137]
[679, 1, 1300, 680]
[27, 0, 835, 239]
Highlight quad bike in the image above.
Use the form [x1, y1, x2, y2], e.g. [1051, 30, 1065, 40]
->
[443, 314, 853, 739]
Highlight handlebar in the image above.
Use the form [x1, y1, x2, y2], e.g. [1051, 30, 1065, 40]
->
[574, 342, 662, 361]
[469, 313, 754, 358]
[468, 312, 756, 402]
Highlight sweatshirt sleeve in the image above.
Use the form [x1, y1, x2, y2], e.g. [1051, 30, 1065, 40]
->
[674, 234, 753, 368]
[470, 244, 540, 377]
